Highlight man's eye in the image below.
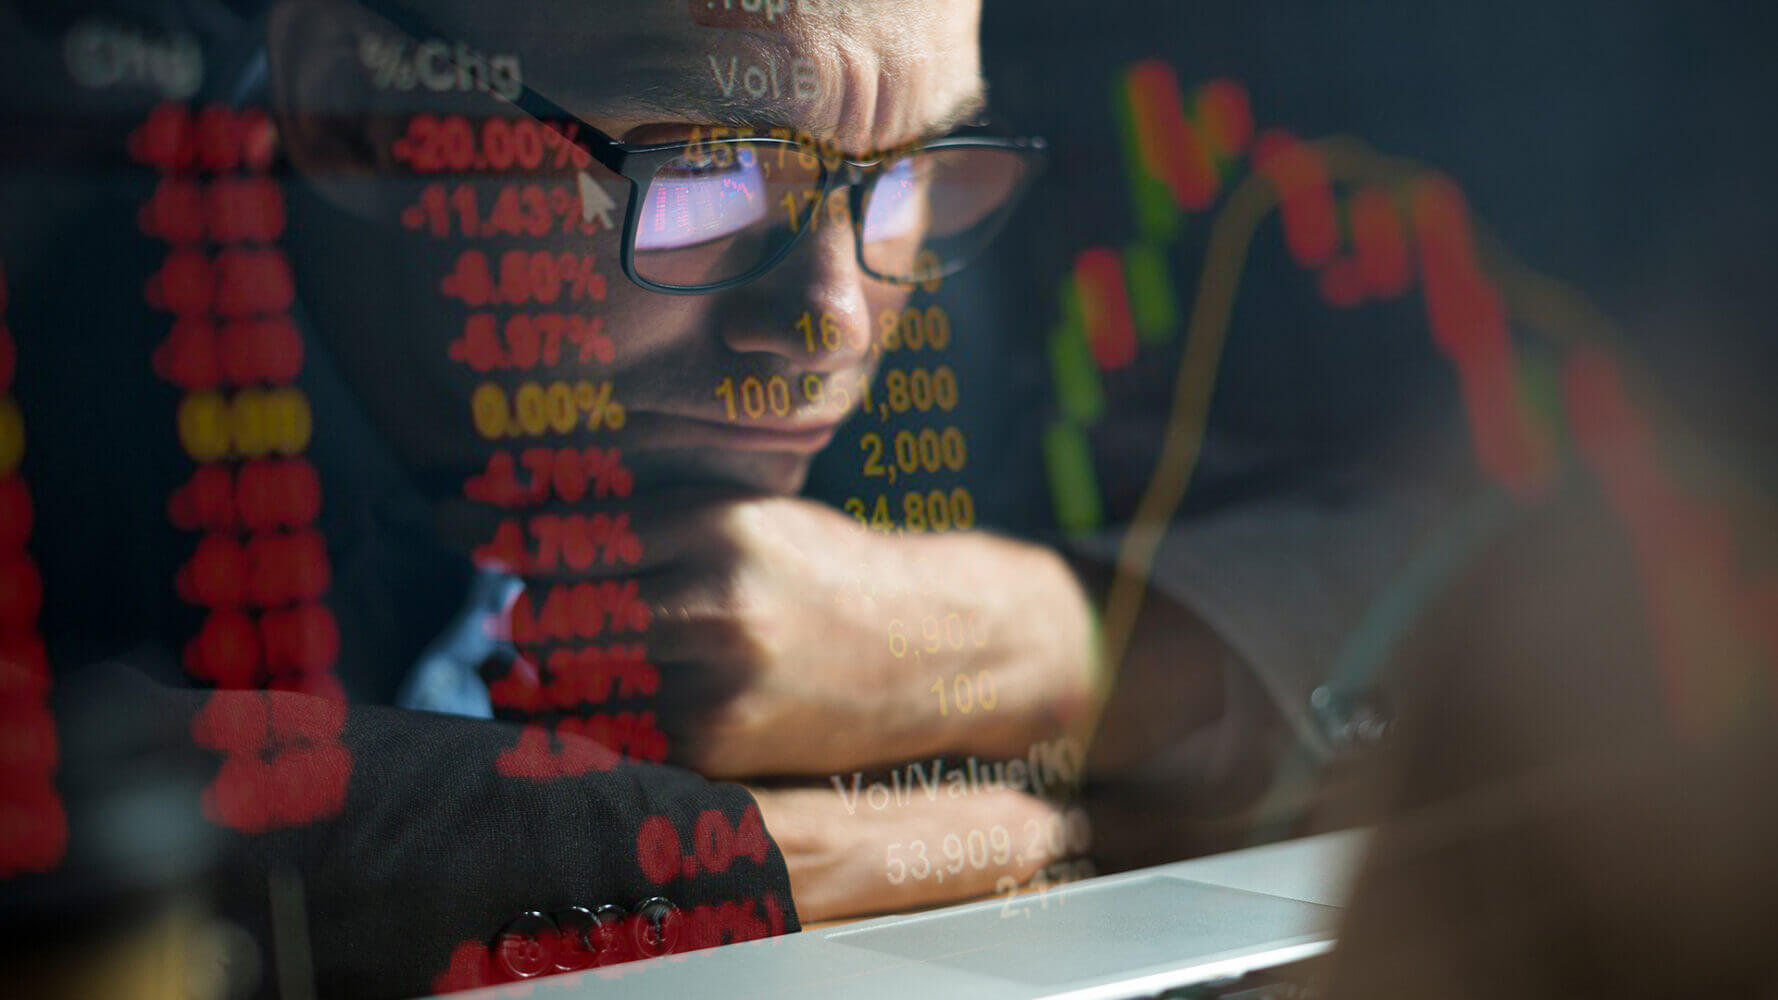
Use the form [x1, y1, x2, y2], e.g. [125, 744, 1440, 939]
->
[636, 154, 769, 252]
[667, 144, 756, 175]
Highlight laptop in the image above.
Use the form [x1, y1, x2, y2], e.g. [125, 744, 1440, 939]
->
[429, 830, 1366, 1000]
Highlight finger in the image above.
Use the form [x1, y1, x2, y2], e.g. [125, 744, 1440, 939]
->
[756, 786, 1070, 923]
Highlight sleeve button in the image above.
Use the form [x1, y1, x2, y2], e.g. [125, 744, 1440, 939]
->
[491, 911, 558, 980]
[632, 897, 681, 957]
[551, 906, 596, 971]
[589, 903, 631, 966]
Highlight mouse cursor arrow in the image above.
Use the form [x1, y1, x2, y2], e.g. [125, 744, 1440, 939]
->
[578, 170, 617, 231]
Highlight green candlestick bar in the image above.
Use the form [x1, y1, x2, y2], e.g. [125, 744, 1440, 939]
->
[1044, 420, 1104, 538]
[1115, 72, 1182, 242]
[1123, 241, 1178, 343]
[1049, 278, 1106, 423]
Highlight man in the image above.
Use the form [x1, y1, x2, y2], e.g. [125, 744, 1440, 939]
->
[268, 0, 1103, 909]
[3, 1, 1118, 995]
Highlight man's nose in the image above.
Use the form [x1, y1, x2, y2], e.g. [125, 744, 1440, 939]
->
[718, 209, 875, 372]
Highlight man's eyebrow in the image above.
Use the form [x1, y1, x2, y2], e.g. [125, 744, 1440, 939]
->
[613, 73, 991, 147]
[922, 83, 990, 139]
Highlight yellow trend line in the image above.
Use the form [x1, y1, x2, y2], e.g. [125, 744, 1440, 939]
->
[1099, 167, 1278, 675]
[1094, 132, 1676, 716]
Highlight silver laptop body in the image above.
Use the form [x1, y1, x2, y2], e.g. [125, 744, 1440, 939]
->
[430, 829, 1365, 1000]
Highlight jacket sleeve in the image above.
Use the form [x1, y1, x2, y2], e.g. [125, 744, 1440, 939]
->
[1072, 462, 1484, 762]
[66, 661, 798, 1000]
[1062, 455, 1497, 865]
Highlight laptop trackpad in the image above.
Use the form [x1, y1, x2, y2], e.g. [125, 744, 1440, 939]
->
[826, 877, 1337, 987]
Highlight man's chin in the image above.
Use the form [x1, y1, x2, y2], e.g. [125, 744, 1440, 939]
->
[627, 448, 814, 496]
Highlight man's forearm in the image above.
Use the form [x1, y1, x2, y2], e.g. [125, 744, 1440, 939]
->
[878, 531, 1101, 764]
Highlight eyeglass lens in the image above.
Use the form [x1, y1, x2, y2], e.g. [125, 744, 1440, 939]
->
[631, 141, 1031, 290]
[860, 147, 1030, 283]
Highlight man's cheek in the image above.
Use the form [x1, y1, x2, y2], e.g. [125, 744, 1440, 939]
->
[594, 279, 722, 370]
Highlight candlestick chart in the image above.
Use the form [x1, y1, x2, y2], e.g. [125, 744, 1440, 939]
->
[1047, 61, 1777, 740]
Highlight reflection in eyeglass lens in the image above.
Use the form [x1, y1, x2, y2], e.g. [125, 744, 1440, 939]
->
[863, 149, 1028, 281]
[635, 148, 769, 251]
[861, 157, 927, 242]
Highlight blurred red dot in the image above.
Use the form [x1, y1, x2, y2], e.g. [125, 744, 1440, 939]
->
[178, 534, 248, 608]
[191, 690, 269, 755]
[207, 178, 286, 244]
[0, 701, 57, 772]
[0, 323, 14, 391]
[247, 529, 330, 606]
[213, 250, 295, 317]
[168, 464, 237, 532]
[0, 636, 50, 700]
[0, 477, 32, 549]
[283, 530, 331, 602]
[1196, 78, 1253, 157]
[236, 109, 278, 173]
[488, 654, 544, 715]
[280, 460, 321, 525]
[0, 780, 67, 874]
[139, 178, 205, 244]
[236, 461, 281, 531]
[432, 939, 499, 993]
[152, 317, 221, 390]
[127, 103, 194, 172]
[184, 610, 262, 688]
[0, 554, 43, 629]
[261, 602, 338, 674]
[194, 106, 243, 174]
[218, 317, 303, 384]
[270, 687, 347, 741]
[146, 251, 215, 316]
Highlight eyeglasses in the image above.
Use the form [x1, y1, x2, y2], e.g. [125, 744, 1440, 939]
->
[498, 71, 1046, 295]
[572, 125, 1047, 295]
[366, 3, 1045, 295]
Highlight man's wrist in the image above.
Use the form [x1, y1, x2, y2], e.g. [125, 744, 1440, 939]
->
[897, 534, 1099, 760]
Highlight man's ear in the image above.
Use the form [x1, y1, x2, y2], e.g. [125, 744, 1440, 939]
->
[267, 0, 405, 218]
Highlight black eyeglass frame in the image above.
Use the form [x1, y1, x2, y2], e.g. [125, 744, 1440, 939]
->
[564, 123, 1049, 296]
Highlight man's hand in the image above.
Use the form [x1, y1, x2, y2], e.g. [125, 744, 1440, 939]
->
[751, 784, 1069, 923]
[631, 493, 1101, 779]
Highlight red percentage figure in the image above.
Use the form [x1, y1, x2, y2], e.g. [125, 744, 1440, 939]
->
[584, 446, 633, 497]
[440, 249, 495, 306]
[599, 513, 643, 565]
[543, 122, 592, 170]
[505, 579, 651, 644]
[567, 316, 614, 363]
[476, 512, 644, 573]
[495, 722, 619, 779]
[607, 579, 651, 631]
[545, 187, 584, 233]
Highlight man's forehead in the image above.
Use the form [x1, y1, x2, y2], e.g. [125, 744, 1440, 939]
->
[421, 0, 985, 153]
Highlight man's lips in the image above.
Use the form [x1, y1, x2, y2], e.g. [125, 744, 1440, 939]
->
[623, 411, 844, 454]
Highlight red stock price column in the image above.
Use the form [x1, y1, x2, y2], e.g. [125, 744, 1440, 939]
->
[0, 261, 67, 876]
[135, 101, 352, 834]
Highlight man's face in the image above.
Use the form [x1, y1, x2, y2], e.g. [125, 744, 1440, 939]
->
[272, 0, 985, 496]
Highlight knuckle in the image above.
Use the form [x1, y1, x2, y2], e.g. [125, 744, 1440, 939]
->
[655, 571, 780, 665]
